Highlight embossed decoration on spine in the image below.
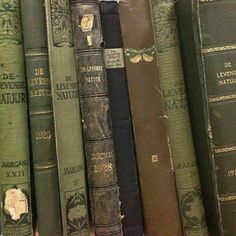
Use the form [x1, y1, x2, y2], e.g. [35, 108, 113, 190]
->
[50, 0, 73, 47]
[45, 0, 89, 234]
[65, 189, 88, 234]
[0, 0, 32, 235]
[150, 0, 208, 235]
[124, 46, 156, 63]
[152, 2, 178, 50]
[0, 0, 21, 44]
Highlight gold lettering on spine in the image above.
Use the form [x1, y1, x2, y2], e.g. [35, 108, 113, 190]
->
[30, 88, 51, 97]
[85, 77, 101, 83]
[216, 70, 236, 79]
[215, 62, 236, 86]
[91, 151, 113, 161]
[35, 68, 44, 76]
[80, 65, 103, 72]
[91, 151, 114, 173]
[35, 130, 52, 140]
[93, 163, 113, 173]
[29, 77, 49, 86]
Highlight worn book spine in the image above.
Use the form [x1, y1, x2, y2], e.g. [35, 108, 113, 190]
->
[99, 2, 144, 236]
[118, 0, 183, 235]
[20, 1, 62, 235]
[44, 0, 89, 235]
[70, 0, 123, 235]
[0, 0, 33, 235]
[149, 1, 208, 236]
[176, 1, 236, 236]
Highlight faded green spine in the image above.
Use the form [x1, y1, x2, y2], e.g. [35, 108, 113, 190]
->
[0, 0, 32, 235]
[150, 0, 208, 235]
[44, 0, 89, 235]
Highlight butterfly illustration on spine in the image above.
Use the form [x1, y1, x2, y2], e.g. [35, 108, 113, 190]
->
[125, 46, 156, 63]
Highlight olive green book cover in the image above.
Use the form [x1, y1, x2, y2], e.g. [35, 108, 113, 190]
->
[20, 0, 62, 235]
[150, 0, 208, 236]
[0, 0, 33, 235]
[176, 0, 236, 235]
[44, 0, 89, 235]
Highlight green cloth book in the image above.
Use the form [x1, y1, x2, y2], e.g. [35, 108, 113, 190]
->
[150, 1, 208, 235]
[176, 0, 236, 235]
[44, 0, 89, 235]
[20, 0, 62, 235]
[0, 0, 33, 235]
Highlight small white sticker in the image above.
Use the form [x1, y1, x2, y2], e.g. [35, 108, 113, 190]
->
[80, 14, 94, 32]
[4, 188, 28, 220]
[104, 48, 125, 69]
[152, 154, 159, 163]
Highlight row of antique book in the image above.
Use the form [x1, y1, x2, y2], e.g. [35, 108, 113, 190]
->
[0, 0, 234, 236]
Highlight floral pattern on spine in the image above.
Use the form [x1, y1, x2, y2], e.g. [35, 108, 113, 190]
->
[152, 0, 178, 51]
[0, 0, 22, 44]
[50, 0, 73, 47]
[180, 188, 207, 230]
[65, 189, 88, 235]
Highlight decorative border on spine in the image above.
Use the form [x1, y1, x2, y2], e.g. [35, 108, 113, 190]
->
[25, 52, 49, 57]
[214, 145, 236, 154]
[218, 194, 236, 202]
[209, 94, 236, 103]
[202, 44, 236, 54]
[29, 109, 53, 115]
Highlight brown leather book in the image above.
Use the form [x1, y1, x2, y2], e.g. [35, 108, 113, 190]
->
[118, 1, 183, 235]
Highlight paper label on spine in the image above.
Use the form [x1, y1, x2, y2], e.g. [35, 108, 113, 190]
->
[104, 48, 125, 69]
[4, 189, 28, 221]
[81, 14, 94, 32]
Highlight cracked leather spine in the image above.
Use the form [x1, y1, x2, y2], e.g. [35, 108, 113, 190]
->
[149, 1, 208, 236]
[20, 1, 62, 235]
[176, 0, 236, 236]
[0, 0, 33, 235]
[118, 0, 183, 235]
[44, 0, 89, 235]
[99, 2, 144, 236]
[70, 0, 123, 235]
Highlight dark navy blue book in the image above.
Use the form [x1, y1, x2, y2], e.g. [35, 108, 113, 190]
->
[100, 2, 144, 236]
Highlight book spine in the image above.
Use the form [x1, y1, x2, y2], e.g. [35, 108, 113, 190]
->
[44, 0, 89, 235]
[20, 1, 62, 235]
[149, 1, 208, 236]
[118, 0, 183, 235]
[99, 2, 144, 236]
[176, 1, 236, 235]
[0, 1, 33, 235]
[70, 1, 123, 235]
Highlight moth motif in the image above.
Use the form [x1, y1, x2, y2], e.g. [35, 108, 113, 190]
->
[125, 46, 156, 64]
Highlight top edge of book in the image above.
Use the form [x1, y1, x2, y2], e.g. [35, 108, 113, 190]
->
[99, 0, 119, 3]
